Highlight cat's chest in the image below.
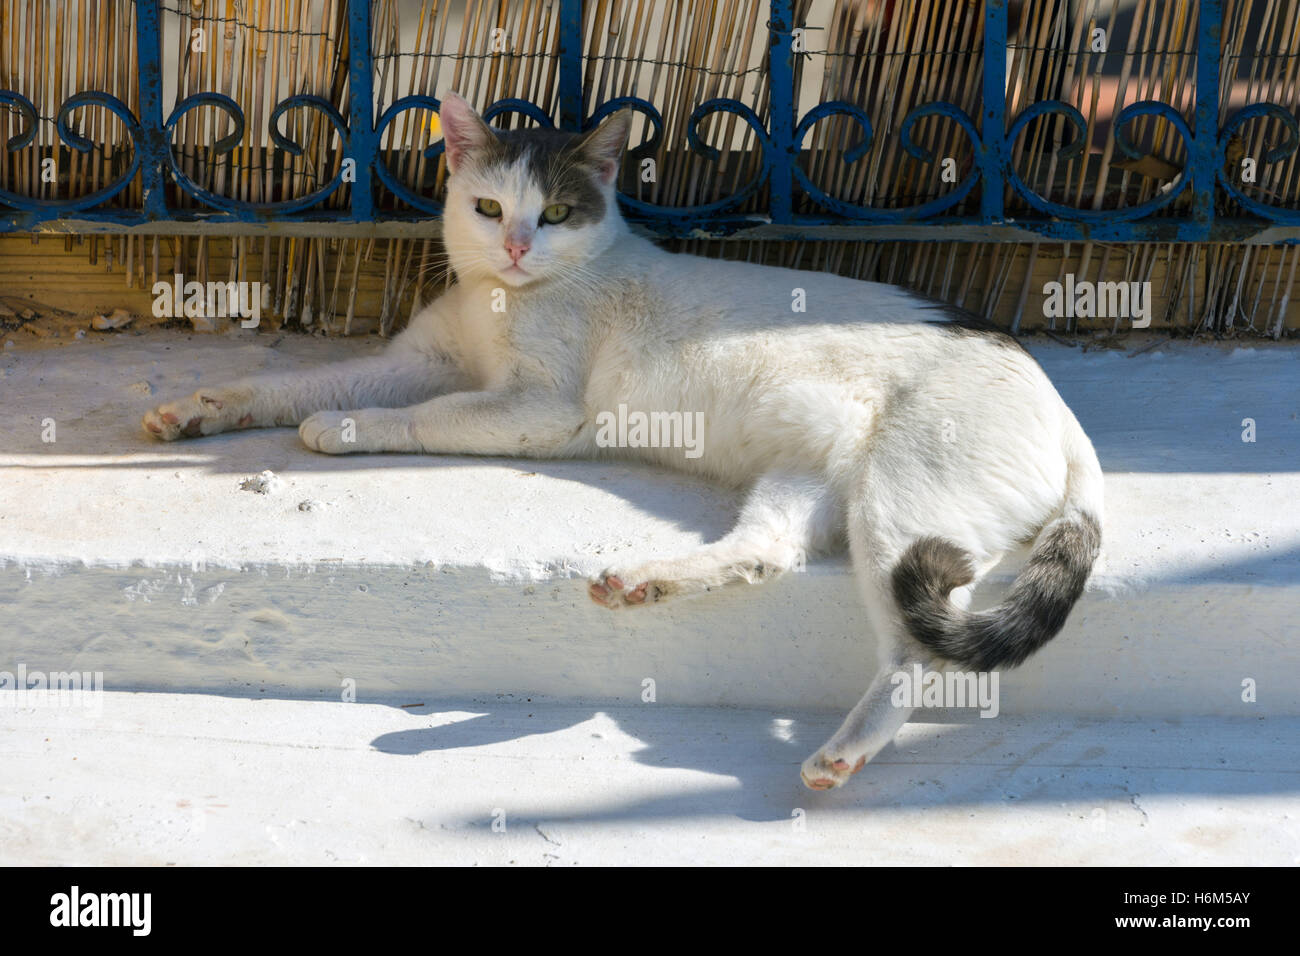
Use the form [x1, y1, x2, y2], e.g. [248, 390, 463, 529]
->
[459, 325, 513, 386]
[439, 284, 588, 389]
[431, 288, 514, 386]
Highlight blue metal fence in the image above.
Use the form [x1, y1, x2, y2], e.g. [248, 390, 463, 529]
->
[1, 0, 1298, 242]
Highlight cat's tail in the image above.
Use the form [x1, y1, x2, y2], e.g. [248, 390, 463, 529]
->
[890, 414, 1103, 671]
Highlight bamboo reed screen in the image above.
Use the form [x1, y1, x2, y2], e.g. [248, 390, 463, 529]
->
[1, 0, 1298, 338]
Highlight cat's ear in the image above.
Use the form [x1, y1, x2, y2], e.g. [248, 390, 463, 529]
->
[574, 110, 633, 185]
[439, 92, 494, 174]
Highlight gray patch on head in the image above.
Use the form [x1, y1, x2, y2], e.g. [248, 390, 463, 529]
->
[470, 127, 607, 227]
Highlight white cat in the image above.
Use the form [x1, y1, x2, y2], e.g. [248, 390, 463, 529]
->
[144, 92, 1103, 790]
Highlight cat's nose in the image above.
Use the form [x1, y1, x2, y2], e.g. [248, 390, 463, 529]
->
[505, 238, 531, 264]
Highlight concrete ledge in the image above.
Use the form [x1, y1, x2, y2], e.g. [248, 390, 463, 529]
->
[1, 331, 1297, 716]
[2, 694, 1297, 865]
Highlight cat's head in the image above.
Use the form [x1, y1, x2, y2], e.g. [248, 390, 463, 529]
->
[438, 92, 632, 288]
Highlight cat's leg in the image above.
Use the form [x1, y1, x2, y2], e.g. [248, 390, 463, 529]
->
[799, 575, 936, 790]
[799, 477, 934, 790]
[799, 506, 993, 789]
[143, 347, 456, 441]
[297, 387, 586, 455]
[588, 471, 841, 609]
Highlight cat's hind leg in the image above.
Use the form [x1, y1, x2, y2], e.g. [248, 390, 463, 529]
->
[589, 471, 841, 609]
[143, 347, 457, 441]
[799, 571, 935, 790]
[799, 502, 996, 789]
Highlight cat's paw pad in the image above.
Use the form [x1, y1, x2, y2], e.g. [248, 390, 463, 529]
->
[143, 389, 252, 441]
[587, 572, 662, 609]
[299, 411, 357, 454]
[799, 751, 867, 791]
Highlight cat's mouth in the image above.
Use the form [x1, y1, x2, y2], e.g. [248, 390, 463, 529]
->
[499, 263, 535, 284]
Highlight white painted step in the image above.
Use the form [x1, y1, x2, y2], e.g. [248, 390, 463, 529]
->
[2, 693, 1296, 865]
[1, 333, 1297, 716]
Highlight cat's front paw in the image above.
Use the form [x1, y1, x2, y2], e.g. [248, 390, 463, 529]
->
[800, 750, 868, 791]
[299, 411, 360, 454]
[587, 571, 664, 609]
[143, 387, 254, 441]
[301, 409, 418, 454]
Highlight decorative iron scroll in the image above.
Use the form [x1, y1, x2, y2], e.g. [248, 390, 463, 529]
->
[0, 0, 1297, 241]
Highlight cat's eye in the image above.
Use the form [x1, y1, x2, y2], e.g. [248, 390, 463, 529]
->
[475, 197, 502, 218]
[540, 203, 570, 225]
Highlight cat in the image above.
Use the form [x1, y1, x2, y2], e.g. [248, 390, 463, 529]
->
[143, 92, 1103, 790]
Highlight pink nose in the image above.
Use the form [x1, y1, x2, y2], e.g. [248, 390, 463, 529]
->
[505, 239, 530, 264]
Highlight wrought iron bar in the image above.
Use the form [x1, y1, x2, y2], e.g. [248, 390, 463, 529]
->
[0, 0, 1295, 243]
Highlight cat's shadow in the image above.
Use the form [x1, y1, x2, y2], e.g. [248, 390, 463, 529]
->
[368, 703, 1299, 832]
[369, 704, 990, 825]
